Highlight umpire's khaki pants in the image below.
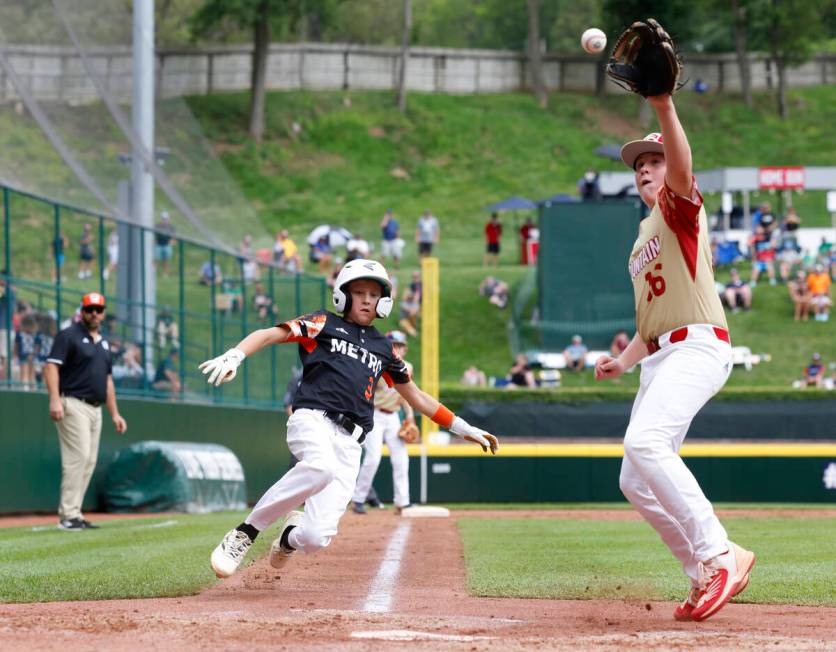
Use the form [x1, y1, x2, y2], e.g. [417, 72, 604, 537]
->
[55, 396, 102, 520]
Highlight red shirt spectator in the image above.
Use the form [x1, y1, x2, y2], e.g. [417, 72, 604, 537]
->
[484, 213, 503, 266]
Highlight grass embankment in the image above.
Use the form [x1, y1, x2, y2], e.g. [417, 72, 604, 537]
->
[3, 87, 835, 387]
[459, 514, 836, 606]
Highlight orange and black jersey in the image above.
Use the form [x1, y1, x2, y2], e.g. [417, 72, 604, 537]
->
[280, 310, 411, 432]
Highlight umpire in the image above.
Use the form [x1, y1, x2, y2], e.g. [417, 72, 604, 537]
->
[44, 292, 127, 530]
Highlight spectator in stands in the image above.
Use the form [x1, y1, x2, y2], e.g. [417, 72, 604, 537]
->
[156, 308, 180, 350]
[152, 348, 181, 394]
[0, 274, 14, 379]
[309, 235, 333, 273]
[252, 282, 277, 321]
[379, 209, 405, 269]
[416, 209, 440, 258]
[77, 223, 95, 280]
[508, 353, 536, 388]
[749, 223, 777, 287]
[34, 313, 56, 386]
[694, 78, 708, 94]
[346, 233, 371, 262]
[112, 342, 144, 384]
[788, 269, 812, 321]
[327, 262, 344, 291]
[577, 169, 602, 201]
[803, 353, 825, 388]
[155, 211, 176, 276]
[398, 286, 420, 337]
[199, 260, 223, 286]
[460, 365, 488, 387]
[563, 334, 588, 372]
[610, 330, 630, 357]
[103, 229, 118, 281]
[478, 276, 509, 309]
[409, 269, 423, 303]
[274, 230, 301, 273]
[519, 218, 535, 265]
[238, 234, 260, 283]
[751, 202, 772, 230]
[51, 231, 67, 282]
[723, 268, 752, 313]
[807, 263, 832, 322]
[14, 313, 37, 390]
[484, 212, 503, 266]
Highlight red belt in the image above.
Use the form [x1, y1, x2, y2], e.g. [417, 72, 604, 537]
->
[376, 407, 398, 414]
[646, 326, 729, 354]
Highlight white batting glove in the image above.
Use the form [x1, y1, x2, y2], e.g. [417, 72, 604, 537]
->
[199, 348, 246, 386]
[450, 416, 499, 455]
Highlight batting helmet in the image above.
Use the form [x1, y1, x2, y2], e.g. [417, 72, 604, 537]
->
[332, 259, 393, 318]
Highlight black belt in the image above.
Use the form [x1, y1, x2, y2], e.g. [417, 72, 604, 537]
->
[324, 411, 366, 444]
[63, 394, 101, 407]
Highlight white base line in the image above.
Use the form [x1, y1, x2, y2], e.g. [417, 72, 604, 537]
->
[362, 521, 412, 613]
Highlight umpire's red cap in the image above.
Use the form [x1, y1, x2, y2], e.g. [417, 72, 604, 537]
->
[81, 292, 106, 308]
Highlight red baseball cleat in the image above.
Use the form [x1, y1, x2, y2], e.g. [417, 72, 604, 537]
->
[690, 542, 756, 622]
[674, 573, 750, 621]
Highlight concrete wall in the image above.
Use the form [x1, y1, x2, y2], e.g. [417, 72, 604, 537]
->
[1, 43, 834, 105]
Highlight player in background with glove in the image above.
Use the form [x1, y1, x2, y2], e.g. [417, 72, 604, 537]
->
[596, 19, 755, 623]
[351, 330, 416, 516]
[201, 259, 498, 581]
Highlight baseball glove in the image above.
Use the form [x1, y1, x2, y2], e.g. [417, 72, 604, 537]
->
[606, 19, 683, 97]
[398, 419, 420, 444]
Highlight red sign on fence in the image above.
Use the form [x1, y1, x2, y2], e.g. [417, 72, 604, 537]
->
[758, 166, 805, 189]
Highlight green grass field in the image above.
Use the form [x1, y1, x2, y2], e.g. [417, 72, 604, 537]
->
[459, 515, 836, 606]
[0, 512, 268, 603]
[2, 506, 835, 605]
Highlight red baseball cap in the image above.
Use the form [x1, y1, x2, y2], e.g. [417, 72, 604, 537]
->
[81, 292, 106, 308]
[620, 132, 665, 169]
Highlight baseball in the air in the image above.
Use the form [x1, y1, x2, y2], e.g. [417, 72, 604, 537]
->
[581, 28, 607, 55]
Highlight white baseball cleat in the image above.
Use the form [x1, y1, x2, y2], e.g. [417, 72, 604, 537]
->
[269, 510, 304, 569]
[691, 541, 756, 622]
[210, 528, 253, 578]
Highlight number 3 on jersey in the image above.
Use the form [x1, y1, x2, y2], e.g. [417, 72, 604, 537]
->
[645, 263, 666, 302]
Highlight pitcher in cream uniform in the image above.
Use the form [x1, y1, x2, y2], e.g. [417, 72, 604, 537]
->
[594, 94, 755, 623]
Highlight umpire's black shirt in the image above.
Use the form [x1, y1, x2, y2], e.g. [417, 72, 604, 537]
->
[281, 310, 411, 432]
[47, 322, 113, 404]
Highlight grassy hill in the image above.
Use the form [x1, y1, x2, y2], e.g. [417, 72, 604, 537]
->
[3, 86, 835, 392]
[184, 88, 836, 388]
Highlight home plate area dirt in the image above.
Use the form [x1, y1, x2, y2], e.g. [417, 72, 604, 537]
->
[2, 510, 836, 651]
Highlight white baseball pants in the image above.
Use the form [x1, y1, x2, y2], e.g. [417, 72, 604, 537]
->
[352, 409, 411, 508]
[619, 324, 733, 583]
[244, 408, 362, 554]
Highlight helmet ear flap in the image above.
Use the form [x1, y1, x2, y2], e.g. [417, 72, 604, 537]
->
[376, 296, 393, 319]
[333, 286, 347, 312]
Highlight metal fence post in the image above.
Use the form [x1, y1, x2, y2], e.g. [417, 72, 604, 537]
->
[239, 257, 248, 402]
[294, 271, 301, 316]
[209, 248, 217, 401]
[54, 204, 62, 325]
[178, 238, 185, 398]
[269, 265, 276, 403]
[140, 227, 148, 391]
[98, 215, 105, 294]
[2, 187, 11, 384]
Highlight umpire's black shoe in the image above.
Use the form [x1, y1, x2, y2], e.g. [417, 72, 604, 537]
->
[58, 517, 86, 531]
[352, 501, 367, 514]
[81, 519, 100, 529]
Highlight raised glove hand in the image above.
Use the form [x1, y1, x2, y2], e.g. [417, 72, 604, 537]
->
[199, 348, 246, 386]
[450, 416, 498, 455]
[398, 418, 421, 444]
[607, 18, 683, 97]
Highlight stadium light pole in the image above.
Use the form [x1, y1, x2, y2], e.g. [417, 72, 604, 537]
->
[132, 0, 156, 369]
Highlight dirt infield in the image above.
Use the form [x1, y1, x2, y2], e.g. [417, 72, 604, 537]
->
[2, 510, 836, 651]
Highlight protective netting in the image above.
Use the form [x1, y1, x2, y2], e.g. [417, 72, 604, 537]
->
[0, 0, 268, 250]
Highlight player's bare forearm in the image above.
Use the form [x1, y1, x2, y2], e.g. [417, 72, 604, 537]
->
[648, 95, 692, 196]
[236, 325, 290, 356]
[105, 376, 118, 415]
[394, 380, 439, 417]
[620, 332, 649, 369]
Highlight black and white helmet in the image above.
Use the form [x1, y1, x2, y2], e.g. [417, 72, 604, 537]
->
[332, 259, 393, 318]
